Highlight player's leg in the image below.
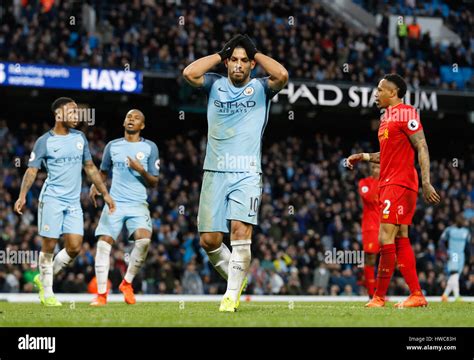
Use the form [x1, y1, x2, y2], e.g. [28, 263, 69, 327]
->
[118, 228, 151, 305]
[452, 272, 461, 300]
[198, 171, 231, 280]
[95, 235, 114, 295]
[364, 252, 377, 298]
[219, 172, 260, 312]
[220, 220, 252, 309]
[442, 271, 455, 301]
[119, 205, 153, 304]
[124, 231, 151, 285]
[366, 222, 399, 307]
[394, 225, 423, 295]
[392, 189, 427, 308]
[35, 236, 60, 306]
[91, 204, 122, 305]
[453, 254, 464, 300]
[34, 199, 63, 306]
[54, 203, 84, 275]
[362, 230, 379, 298]
[200, 232, 228, 279]
[54, 233, 82, 275]
[90, 235, 114, 306]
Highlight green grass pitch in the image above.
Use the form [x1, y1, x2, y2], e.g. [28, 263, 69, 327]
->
[1, 302, 473, 327]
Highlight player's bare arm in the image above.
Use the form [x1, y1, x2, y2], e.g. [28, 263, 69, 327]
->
[127, 156, 159, 187]
[239, 34, 288, 90]
[409, 130, 441, 204]
[183, 34, 244, 87]
[14, 167, 39, 214]
[84, 160, 116, 212]
[182, 54, 221, 87]
[89, 170, 108, 208]
[368, 152, 380, 163]
[254, 53, 288, 90]
[347, 152, 380, 169]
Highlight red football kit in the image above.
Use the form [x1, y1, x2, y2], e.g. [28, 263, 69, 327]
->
[378, 103, 422, 225]
[370, 102, 425, 304]
[358, 176, 380, 254]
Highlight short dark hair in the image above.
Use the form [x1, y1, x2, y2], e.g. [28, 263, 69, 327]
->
[51, 97, 75, 113]
[383, 74, 407, 98]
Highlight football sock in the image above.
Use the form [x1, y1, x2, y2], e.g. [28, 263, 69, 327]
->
[224, 240, 251, 303]
[53, 248, 74, 276]
[95, 240, 112, 295]
[39, 251, 54, 298]
[124, 238, 151, 283]
[395, 237, 421, 294]
[207, 243, 231, 280]
[364, 264, 376, 297]
[374, 244, 396, 298]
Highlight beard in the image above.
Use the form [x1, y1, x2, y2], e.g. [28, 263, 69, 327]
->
[125, 128, 139, 134]
[230, 73, 248, 86]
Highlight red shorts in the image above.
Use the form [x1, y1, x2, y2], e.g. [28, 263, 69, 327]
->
[362, 230, 379, 254]
[379, 185, 417, 225]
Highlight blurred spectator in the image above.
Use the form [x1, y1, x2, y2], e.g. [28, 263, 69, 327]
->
[182, 261, 204, 295]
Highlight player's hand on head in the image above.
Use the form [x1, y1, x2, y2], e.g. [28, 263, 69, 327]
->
[241, 34, 258, 59]
[104, 194, 116, 214]
[422, 183, 441, 205]
[14, 197, 26, 215]
[127, 156, 144, 172]
[218, 34, 244, 61]
[89, 184, 101, 208]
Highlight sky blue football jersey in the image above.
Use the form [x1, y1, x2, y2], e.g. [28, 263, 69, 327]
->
[441, 226, 471, 258]
[201, 73, 280, 173]
[28, 129, 92, 203]
[100, 137, 159, 204]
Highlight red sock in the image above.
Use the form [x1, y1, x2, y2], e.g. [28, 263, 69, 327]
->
[395, 237, 421, 294]
[364, 265, 376, 297]
[374, 244, 396, 298]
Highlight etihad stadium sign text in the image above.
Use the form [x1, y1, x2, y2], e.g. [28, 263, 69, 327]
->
[273, 82, 438, 111]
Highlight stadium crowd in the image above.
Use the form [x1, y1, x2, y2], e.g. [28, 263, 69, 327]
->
[1, 120, 473, 297]
[0, 0, 472, 89]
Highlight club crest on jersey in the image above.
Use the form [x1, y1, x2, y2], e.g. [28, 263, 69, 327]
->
[29, 152, 36, 162]
[155, 159, 160, 170]
[379, 128, 389, 141]
[408, 119, 419, 131]
[136, 151, 145, 160]
[43, 224, 50, 232]
[244, 86, 254, 96]
[361, 186, 369, 193]
[76, 141, 84, 150]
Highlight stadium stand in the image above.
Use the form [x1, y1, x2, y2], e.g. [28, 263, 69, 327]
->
[1, 120, 473, 296]
[0, 0, 472, 88]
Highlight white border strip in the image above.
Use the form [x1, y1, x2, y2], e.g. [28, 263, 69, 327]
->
[1, 294, 473, 303]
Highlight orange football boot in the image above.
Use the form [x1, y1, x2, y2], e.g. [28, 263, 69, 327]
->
[90, 293, 107, 306]
[365, 295, 385, 307]
[119, 280, 136, 305]
[394, 291, 428, 308]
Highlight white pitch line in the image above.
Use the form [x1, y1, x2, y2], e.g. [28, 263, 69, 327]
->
[1, 294, 473, 303]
